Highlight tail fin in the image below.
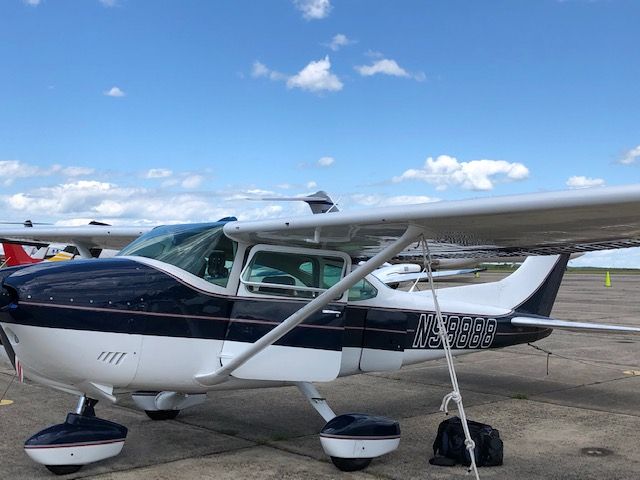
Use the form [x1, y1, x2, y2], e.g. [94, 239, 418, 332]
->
[436, 254, 570, 315]
[514, 254, 569, 316]
[2, 243, 42, 267]
[259, 191, 339, 214]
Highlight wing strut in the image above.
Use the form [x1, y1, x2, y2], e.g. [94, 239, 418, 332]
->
[195, 225, 422, 387]
[420, 236, 481, 480]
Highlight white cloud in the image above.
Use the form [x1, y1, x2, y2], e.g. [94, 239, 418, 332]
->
[145, 168, 173, 179]
[181, 174, 204, 189]
[293, 0, 332, 20]
[0, 160, 94, 185]
[99, 0, 117, 6]
[56, 166, 95, 177]
[287, 56, 343, 92]
[0, 180, 295, 225]
[246, 188, 275, 196]
[566, 175, 605, 189]
[619, 145, 640, 165]
[326, 34, 353, 51]
[252, 57, 342, 93]
[104, 86, 125, 97]
[355, 58, 425, 81]
[317, 156, 335, 167]
[252, 62, 270, 78]
[251, 61, 287, 81]
[0, 160, 42, 185]
[22, 0, 41, 6]
[306, 181, 318, 189]
[393, 155, 530, 191]
[351, 194, 438, 207]
[94, 199, 125, 216]
[356, 59, 409, 78]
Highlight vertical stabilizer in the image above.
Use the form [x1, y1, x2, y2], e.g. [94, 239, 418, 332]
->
[2, 243, 42, 267]
[436, 254, 570, 315]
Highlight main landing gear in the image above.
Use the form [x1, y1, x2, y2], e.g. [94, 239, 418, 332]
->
[24, 396, 128, 475]
[296, 382, 401, 472]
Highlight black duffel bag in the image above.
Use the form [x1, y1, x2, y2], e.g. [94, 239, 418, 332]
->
[430, 416, 503, 467]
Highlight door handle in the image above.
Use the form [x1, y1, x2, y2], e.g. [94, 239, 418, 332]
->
[322, 309, 341, 315]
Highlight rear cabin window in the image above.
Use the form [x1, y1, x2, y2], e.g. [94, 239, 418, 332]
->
[243, 251, 346, 298]
[348, 278, 378, 301]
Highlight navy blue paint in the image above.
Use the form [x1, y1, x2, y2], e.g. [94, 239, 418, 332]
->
[24, 413, 127, 448]
[321, 414, 400, 438]
[359, 307, 408, 352]
[516, 254, 570, 317]
[230, 299, 345, 350]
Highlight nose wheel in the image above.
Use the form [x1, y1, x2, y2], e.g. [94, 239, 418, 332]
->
[24, 396, 128, 475]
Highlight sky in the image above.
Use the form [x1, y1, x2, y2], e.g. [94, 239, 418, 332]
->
[1, 0, 639, 266]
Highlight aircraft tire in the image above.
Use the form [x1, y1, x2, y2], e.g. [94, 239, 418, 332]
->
[45, 465, 83, 475]
[330, 457, 372, 472]
[144, 409, 180, 421]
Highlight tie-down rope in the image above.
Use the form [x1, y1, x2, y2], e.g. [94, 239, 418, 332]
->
[419, 236, 480, 479]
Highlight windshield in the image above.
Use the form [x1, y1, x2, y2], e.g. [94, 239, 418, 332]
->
[118, 222, 236, 286]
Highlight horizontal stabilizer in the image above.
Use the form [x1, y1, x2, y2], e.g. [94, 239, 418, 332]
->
[512, 316, 640, 334]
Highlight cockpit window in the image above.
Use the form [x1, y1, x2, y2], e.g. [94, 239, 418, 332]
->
[118, 223, 236, 287]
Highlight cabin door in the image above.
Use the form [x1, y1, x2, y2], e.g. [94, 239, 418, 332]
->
[221, 245, 350, 382]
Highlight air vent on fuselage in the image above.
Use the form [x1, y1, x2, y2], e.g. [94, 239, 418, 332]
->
[97, 351, 127, 366]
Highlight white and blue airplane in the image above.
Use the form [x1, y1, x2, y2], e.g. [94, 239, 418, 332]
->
[1, 184, 640, 475]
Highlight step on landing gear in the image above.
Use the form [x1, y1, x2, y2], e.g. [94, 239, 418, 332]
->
[296, 382, 401, 472]
[24, 396, 128, 475]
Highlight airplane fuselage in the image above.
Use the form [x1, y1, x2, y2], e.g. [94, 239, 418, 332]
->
[0, 256, 550, 395]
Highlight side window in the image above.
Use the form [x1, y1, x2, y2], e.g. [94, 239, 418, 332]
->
[242, 250, 346, 298]
[348, 278, 378, 301]
[322, 262, 343, 289]
[202, 237, 236, 288]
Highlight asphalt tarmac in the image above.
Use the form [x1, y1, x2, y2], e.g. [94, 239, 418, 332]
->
[1, 273, 639, 480]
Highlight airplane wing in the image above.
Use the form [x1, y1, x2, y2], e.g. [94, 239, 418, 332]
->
[224, 184, 640, 258]
[0, 226, 152, 251]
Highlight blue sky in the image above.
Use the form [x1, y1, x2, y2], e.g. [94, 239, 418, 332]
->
[1, 0, 639, 266]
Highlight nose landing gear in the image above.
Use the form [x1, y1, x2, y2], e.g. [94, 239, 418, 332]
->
[24, 396, 128, 475]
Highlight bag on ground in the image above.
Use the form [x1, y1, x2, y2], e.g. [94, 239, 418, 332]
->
[431, 416, 503, 467]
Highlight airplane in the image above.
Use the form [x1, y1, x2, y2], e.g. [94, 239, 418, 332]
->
[0, 243, 83, 267]
[1, 243, 42, 267]
[1, 185, 640, 476]
[372, 262, 485, 287]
